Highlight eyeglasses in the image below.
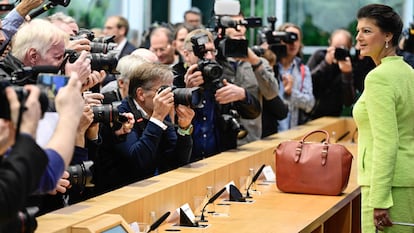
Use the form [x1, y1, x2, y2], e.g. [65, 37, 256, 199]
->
[187, 49, 218, 56]
[150, 44, 171, 53]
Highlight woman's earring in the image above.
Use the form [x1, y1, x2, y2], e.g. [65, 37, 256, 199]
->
[385, 41, 389, 49]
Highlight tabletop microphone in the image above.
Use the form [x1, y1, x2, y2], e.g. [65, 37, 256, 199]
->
[246, 164, 266, 198]
[199, 187, 226, 222]
[146, 211, 170, 233]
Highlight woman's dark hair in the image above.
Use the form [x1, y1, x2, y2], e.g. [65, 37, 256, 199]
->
[357, 4, 403, 47]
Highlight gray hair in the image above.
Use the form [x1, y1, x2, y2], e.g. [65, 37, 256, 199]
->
[12, 19, 69, 61]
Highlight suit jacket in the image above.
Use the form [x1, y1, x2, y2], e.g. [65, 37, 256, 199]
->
[93, 97, 192, 193]
[353, 56, 414, 208]
[119, 41, 136, 58]
[0, 135, 48, 220]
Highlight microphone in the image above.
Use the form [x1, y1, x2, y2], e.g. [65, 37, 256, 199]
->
[199, 187, 226, 222]
[245, 164, 266, 198]
[219, 16, 238, 28]
[29, 0, 71, 19]
[146, 211, 170, 233]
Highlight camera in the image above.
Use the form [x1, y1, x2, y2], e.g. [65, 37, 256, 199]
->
[66, 50, 119, 74]
[219, 109, 247, 139]
[67, 160, 94, 188]
[213, 16, 262, 58]
[334, 47, 350, 61]
[71, 29, 117, 54]
[0, 80, 48, 120]
[190, 33, 224, 89]
[258, 17, 298, 58]
[158, 85, 204, 108]
[0, 206, 39, 233]
[91, 101, 128, 125]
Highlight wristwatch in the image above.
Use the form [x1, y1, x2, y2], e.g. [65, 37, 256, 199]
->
[177, 124, 193, 136]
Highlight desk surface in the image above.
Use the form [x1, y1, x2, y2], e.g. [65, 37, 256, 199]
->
[35, 117, 359, 233]
[158, 143, 359, 233]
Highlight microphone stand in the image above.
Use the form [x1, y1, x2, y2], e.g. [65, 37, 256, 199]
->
[199, 187, 226, 222]
[245, 164, 266, 198]
[145, 211, 170, 233]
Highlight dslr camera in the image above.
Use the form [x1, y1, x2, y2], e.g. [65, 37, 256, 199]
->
[191, 33, 224, 91]
[66, 49, 119, 74]
[91, 101, 128, 126]
[334, 47, 350, 61]
[219, 109, 247, 139]
[0, 63, 50, 120]
[0, 206, 39, 233]
[67, 29, 119, 74]
[71, 29, 117, 54]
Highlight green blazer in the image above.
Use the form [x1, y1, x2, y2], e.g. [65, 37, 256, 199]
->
[353, 56, 414, 208]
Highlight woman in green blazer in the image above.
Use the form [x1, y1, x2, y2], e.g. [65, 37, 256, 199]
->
[353, 4, 414, 233]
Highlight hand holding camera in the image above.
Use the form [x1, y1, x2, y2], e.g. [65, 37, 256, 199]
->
[64, 50, 92, 85]
[184, 64, 204, 88]
[214, 79, 246, 104]
[152, 86, 175, 122]
[67, 37, 91, 53]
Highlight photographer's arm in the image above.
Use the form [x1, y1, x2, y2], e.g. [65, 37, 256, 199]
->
[241, 48, 279, 100]
[0, 0, 44, 51]
[215, 80, 261, 119]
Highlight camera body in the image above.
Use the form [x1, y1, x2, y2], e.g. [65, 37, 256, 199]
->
[219, 109, 247, 139]
[334, 47, 350, 61]
[190, 33, 224, 90]
[0, 79, 48, 120]
[0, 206, 39, 233]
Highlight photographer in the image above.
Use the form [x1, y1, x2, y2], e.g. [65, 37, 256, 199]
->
[0, 71, 84, 228]
[173, 29, 260, 161]
[306, 29, 356, 119]
[219, 13, 279, 145]
[275, 23, 315, 131]
[94, 56, 194, 194]
[0, 85, 48, 221]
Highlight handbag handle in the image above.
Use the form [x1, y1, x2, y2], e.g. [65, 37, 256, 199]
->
[295, 130, 330, 166]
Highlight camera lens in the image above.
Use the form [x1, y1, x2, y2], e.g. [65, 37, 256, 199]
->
[172, 87, 203, 108]
[67, 161, 94, 188]
[0, 206, 39, 233]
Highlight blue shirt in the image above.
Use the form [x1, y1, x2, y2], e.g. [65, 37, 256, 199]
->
[1, 9, 24, 50]
[36, 148, 65, 193]
[192, 89, 220, 160]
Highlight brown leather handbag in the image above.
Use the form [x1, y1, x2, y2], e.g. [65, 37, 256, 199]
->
[274, 130, 353, 196]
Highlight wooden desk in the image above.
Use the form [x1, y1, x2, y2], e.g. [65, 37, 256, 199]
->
[35, 117, 359, 233]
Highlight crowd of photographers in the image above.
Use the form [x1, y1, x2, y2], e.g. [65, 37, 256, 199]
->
[2, 1, 414, 232]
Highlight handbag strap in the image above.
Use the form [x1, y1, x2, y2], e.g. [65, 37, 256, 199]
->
[295, 130, 330, 166]
[301, 130, 330, 143]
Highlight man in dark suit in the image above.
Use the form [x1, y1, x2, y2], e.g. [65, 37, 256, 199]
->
[94, 56, 195, 194]
[103, 15, 136, 58]
[102, 16, 137, 86]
